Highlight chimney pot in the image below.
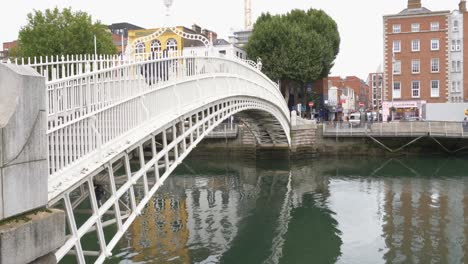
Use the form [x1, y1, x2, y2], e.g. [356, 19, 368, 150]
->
[408, 0, 421, 9]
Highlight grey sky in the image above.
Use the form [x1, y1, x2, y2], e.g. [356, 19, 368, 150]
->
[0, 0, 462, 79]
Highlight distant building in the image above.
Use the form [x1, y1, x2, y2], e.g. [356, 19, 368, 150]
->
[128, 24, 217, 55]
[383, 0, 468, 121]
[108, 22, 144, 55]
[2, 40, 18, 59]
[108, 22, 144, 38]
[228, 30, 252, 47]
[319, 76, 370, 121]
[183, 38, 247, 59]
[367, 72, 383, 109]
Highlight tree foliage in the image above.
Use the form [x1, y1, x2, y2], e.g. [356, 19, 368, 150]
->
[246, 9, 340, 105]
[16, 7, 116, 57]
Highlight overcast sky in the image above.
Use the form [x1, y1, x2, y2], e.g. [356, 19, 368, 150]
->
[0, 0, 462, 79]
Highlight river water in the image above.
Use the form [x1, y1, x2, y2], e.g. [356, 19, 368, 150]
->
[106, 154, 468, 264]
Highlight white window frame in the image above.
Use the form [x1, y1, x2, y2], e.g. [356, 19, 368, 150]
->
[456, 40, 461, 51]
[451, 40, 456, 51]
[393, 24, 401, 33]
[430, 22, 439, 31]
[150, 39, 161, 53]
[412, 81, 420, 98]
[166, 38, 178, 51]
[431, 58, 439, 73]
[457, 61, 462, 73]
[135, 41, 145, 54]
[431, 39, 439, 51]
[393, 82, 401, 99]
[393, 60, 401, 74]
[412, 39, 420, 52]
[453, 20, 459, 32]
[412, 60, 420, 74]
[430, 80, 439, 97]
[411, 23, 420, 32]
[393, 40, 401, 53]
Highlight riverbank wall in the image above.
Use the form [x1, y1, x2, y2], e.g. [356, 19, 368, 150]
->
[196, 123, 468, 157]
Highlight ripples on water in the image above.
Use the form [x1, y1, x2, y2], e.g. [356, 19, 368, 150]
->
[102, 155, 468, 264]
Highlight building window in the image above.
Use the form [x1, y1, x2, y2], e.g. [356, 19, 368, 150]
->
[430, 22, 439, 31]
[393, 24, 401, 33]
[453, 60, 462, 72]
[411, 23, 420, 32]
[393, 82, 401, 99]
[150, 40, 161, 53]
[453, 20, 459, 31]
[431, 39, 439, 51]
[456, 40, 461, 51]
[412, 40, 420, 52]
[451, 40, 456, 51]
[452, 81, 461, 92]
[135, 41, 145, 54]
[431, 80, 439, 97]
[412, 60, 420, 74]
[393, 60, 401, 74]
[412, 81, 420, 98]
[166, 39, 178, 51]
[393, 40, 401, 52]
[431, 58, 439, 72]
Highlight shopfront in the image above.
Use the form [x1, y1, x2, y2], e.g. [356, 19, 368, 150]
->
[382, 100, 426, 121]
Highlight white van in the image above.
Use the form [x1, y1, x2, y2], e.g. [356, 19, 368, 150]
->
[349, 112, 361, 127]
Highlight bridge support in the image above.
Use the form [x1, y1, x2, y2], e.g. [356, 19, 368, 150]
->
[0, 64, 65, 263]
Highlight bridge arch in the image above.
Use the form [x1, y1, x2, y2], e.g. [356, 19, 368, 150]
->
[43, 55, 290, 263]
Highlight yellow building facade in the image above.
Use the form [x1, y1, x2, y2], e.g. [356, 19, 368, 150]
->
[128, 25, 215, 54]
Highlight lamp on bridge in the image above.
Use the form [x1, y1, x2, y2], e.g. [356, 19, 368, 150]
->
[163, 0, 174, 16]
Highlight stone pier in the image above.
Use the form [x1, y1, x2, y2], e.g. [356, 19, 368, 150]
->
[0, 63, 65, 263]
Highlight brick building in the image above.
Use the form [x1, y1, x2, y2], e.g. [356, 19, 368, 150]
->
[367, 72, 383, 109]
[316, 76, 370, 120]
[383, 0, 468, 121]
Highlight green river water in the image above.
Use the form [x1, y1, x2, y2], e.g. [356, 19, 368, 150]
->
[87, 154, 468, 264]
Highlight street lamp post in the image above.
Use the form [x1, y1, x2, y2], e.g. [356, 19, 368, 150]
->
[391, 51, 395, 121]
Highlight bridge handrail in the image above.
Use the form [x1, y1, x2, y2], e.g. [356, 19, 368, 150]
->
[322, 121, 468, 138]
[45, 55, 288, 129]
[4, 54, 125, 81]
[45, 54, 290, 176]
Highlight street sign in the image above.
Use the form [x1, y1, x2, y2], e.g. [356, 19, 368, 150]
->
[359, 102, 364, 107]
[308, 102, 314, 107]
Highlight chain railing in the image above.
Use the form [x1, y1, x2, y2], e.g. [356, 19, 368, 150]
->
[323, 121, 468, 138]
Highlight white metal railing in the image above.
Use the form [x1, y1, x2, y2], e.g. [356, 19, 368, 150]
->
[45, 53, 289, 176]
[322, 121, 468, 138]
[4, 54, 124, 82]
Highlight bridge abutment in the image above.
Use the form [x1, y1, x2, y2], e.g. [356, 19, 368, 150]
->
[0, 64, 65, 263]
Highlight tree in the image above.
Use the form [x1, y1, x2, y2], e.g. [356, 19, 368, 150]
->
[246, 9, 340, 106]
[16, 7, 116, 57]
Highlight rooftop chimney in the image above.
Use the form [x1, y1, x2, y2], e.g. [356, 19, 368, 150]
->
[408, 0, 421, 9]
[460, 0, 466, 12]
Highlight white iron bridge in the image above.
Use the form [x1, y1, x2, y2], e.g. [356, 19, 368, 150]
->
[10, 51, 290, 263]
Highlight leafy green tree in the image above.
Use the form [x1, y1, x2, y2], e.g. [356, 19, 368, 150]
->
[16, 7, 116, 57]
[247, 9, 340, 106]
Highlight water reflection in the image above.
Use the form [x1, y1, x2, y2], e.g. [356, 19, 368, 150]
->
[107, 155, 468, 264]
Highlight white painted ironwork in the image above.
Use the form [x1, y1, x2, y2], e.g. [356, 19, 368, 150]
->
[42, 52, 290, 263]
[3, 54, 124, 82]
